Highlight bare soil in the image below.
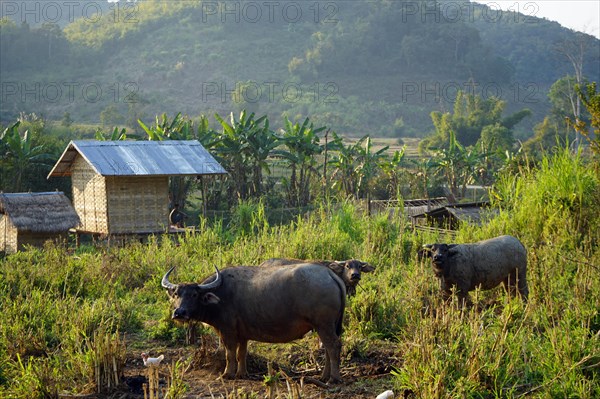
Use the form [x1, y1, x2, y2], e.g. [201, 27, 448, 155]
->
[109, 334, 401, 399]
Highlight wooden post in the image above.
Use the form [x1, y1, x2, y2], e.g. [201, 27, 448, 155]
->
[322, 129, 330, 200]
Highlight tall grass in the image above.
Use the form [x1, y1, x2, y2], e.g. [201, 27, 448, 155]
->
[1, 150, 599, 397]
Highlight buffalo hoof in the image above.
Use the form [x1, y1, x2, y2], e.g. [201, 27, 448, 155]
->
[319, 375, 343, 385]
[220, 372, 236, 380]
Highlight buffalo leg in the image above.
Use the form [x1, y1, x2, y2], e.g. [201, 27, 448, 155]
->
[517, 268, 529, 301]
[456, 283, 472, 307]
[440, 280, 453, 302]
[236, 340, 249, 378]
[221, 338, 238, 379]
[316, 328, 342, 383]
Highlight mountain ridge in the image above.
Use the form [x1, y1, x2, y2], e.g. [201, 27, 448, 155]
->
[1, 0, 598, 137]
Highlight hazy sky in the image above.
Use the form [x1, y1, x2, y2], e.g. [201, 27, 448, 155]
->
[474, 1, 600, 38]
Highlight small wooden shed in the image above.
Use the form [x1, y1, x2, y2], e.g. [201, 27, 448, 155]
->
[48, 140, 227, 235]
[411, 201, 496, 230]
[0, 192, 81, 253]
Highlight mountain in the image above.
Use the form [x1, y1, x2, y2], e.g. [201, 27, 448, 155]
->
[1, 0, 598, 138]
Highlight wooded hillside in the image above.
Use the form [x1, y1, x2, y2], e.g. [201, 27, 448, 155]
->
[1, 0, 598, 137]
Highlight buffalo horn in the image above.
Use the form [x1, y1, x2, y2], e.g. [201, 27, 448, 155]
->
[197, 265, 222, 290]
[161, 266, 178, 290]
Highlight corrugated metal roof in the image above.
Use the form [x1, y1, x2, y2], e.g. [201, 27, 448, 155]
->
[419, 202, 497, 226]
[404, 197, 449, 217]
[48, 140, 228, 178]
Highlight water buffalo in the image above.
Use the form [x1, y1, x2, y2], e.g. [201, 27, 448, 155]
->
[259, 258, 375, 296]
[161, 263, 346, 383]
[420, 235, 528, 304]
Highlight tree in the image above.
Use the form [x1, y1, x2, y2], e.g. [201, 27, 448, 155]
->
[328, 134, 387, 200]
[570, 82, 600, 155]
[328, 132, 361, 199]
[214, 111, 275, 199]
[478, 123, 513, 154]
[555, 33, 588, 149]
[523, 117, 570, 156]
[523, 76, 586, 156]
[354, 136, 388, 205]
[0, 122, 53, 192]
[423, 91, 530, 152]
[243, 116, 278, 197]
[274, 117, 325, 206]
[61, 112, 73, 127]
[430, 131, 485, 201]
[138, 113, 199, 211]
[408, 157, 437, 199]
[380, 146, 407, 198]
[138, 112, 194, 141]
[95, 126, 127, 141]
[100, 104, 125, 127]
[548, 76, 589, 124]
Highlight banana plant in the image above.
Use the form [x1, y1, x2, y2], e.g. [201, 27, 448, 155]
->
[214, 110, 275, 199]
[273, 117, 326, 206]
[137, 113, 200, 211]
[380, 145, 407, 198]
[328, 134, 388, 200]
[94, 126, 127, 141]
[430, 130, 485, 200]
[1, 121, 53, 192]
[355, 136, 389, 202]
[138, 112, 195, 141]
[328, 132, 362, 198]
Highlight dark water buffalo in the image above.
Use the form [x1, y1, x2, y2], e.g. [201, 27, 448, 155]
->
[259, 258, 375, 296]
[162, 263, 346, 383]
[419, 235, 528, 304]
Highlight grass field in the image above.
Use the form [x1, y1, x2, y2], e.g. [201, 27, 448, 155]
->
[1, 149, 599, 398]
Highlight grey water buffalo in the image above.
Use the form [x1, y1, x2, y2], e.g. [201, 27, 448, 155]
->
[420, 235, 528, 304]
[259, 258, 375, 296]
[161, 263, 346, 383]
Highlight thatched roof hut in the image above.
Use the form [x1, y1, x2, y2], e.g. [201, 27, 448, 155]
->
[0, 192, 80, 253]
[48, 140, 227, 235]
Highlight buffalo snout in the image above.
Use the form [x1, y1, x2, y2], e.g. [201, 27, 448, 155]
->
[173, 307, 189, 320]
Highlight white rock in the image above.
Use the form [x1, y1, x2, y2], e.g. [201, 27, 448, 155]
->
[376, 390, 394, 399]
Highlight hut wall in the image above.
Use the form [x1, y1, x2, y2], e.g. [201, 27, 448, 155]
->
[71, 156, 109, 234]
[105, 176, 169, 234]
[1, 215, 18, 253]
[16, 232, 68, 251]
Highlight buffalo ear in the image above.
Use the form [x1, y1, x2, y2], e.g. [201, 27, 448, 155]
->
[360, 262, 375, 273]
[328, 261, 345, 274]
[202, 292, 221, 305]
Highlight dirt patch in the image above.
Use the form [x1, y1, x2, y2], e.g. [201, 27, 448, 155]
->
[110, 336, 400, 399]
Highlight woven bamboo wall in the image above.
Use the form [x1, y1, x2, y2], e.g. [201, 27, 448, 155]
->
[71, 155, 169, 235]
[17, 232, 68, 251]
[1, 215, 17, 253]
[1, 216, 67, 253]
[72, 156, 109, 234]
[105, 176, 169, 234]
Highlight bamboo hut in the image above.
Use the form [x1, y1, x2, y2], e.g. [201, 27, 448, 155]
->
[48, 140, 227, 236]
[0, 192, 80, 253]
